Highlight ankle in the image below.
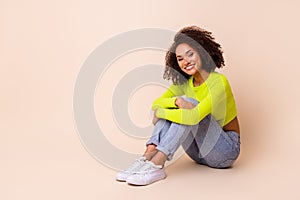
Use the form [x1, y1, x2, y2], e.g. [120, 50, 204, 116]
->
[143, 150, 158, 161]
[146, 144, 157, 152]
[150, 151, 167, 166]
[150, 159, 165, 167]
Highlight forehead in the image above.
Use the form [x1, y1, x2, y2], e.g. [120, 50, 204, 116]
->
[175, 43, 194, 55]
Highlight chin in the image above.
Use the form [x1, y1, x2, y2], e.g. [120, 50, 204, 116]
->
[184, 70, 197, 76]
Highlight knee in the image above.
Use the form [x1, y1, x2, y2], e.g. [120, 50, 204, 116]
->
[182, 97, 199, 106]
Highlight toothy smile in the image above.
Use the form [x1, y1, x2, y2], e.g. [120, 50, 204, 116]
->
[185, 64, 194, 70]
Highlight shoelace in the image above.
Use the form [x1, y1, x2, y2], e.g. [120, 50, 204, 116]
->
[135, 161, 162, 174]
[125, 157, 145, 171]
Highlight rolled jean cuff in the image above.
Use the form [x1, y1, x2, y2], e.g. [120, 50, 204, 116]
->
[155, 146, 173, 161]
[146, 140, 158, 147]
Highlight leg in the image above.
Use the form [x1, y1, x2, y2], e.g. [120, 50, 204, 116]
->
[203, 130, 240, 168]
[125, 98, 199, 185]
[143, 144, 157, 160]
[182, 115, 241, 168]
[146, 119, 171, 147]
[126, 119, 199, 185]
[144, 119, 171, 160]
[150, 97, 200, 165]
[151, 120, 198, 165]
[145, 121, 195, 165]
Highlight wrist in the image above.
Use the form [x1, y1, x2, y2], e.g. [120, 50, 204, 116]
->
[175, 97, 182, 108]
[174, 97, 179, 107]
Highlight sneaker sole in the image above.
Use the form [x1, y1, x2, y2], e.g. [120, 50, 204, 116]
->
[116, 179, 126, 182]
[126, 172, 166, 186]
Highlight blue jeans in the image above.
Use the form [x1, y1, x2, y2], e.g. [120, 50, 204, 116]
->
[146, 98, 240, 168]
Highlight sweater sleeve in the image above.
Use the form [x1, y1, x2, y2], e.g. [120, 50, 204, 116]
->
[155, 73, 230, 125]
[155, 96, 212, 125]
[152, 84, 184, 110]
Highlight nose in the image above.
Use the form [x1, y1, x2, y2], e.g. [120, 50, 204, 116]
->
[183, 56, 190, 65]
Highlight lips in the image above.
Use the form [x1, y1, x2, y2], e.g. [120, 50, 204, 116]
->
[185, 64, 194, 70]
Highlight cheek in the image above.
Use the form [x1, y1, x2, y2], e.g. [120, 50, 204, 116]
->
[197, 55, 202, 64]
[177, 61, 183, 68]
[193, 56, 200, 66]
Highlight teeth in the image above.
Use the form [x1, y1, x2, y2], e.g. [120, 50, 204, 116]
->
[186, 65, 194, 70]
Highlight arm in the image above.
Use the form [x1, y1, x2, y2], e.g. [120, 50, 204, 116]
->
[151, 84, 184, 110]
[155, 97, 212, 125]
[152, 97, 196, 125]
[155, 73, 230, 125]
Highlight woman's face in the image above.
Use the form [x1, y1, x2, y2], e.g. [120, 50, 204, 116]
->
[175, 43, 202, 76]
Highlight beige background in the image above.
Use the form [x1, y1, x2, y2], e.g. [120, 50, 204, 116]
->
[2, 0, 300, 199]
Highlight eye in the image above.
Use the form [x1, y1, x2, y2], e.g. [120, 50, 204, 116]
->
[188, 52, 194, 57]
[177, 58, 183, 62]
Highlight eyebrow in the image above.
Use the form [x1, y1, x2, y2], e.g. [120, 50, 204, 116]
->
[176, 50, 192, 57]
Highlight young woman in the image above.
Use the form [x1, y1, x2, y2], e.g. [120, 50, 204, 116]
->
[116, 26, 240, 186]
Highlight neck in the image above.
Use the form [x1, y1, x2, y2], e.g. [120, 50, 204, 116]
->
[193, 70, 209, 86]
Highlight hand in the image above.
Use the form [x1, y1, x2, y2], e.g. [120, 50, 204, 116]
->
[152, 109, 159, 125]
[175, 97, 196, 109]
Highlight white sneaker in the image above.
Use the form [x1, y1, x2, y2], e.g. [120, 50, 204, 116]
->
[116, 157, 146, 182]
[126, 160, 166, 186]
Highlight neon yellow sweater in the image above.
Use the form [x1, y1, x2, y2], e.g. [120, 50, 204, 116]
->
[152, 72, 237, 126]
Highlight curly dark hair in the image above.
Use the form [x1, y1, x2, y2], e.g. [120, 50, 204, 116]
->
[164, 26, 225, 85]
